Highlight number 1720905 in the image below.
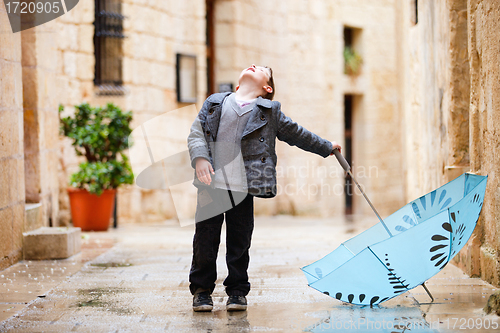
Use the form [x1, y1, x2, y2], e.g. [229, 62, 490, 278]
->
[441, 317, 499, 330]
[5, 1, 62, 14]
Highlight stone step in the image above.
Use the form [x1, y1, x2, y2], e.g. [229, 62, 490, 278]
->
[23, 227, 81, 260]
[25, 203, 42, 231]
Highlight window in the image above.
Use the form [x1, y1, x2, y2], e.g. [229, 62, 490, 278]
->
[94, 0, 126, 95]
[344, 95, 354, 215]
[176, 54, 197, 103]
[343, 26, 363, 75]
[411, 0, 418, 25]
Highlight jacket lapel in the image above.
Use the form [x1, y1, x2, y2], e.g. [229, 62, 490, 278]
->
[242, 97, 272, 137]
[206, 104, 222, 139]
[206, 92, 231, 139]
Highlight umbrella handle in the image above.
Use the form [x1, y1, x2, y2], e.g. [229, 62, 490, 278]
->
[333, 148, 394, 237]
[333, 148, 351, 171]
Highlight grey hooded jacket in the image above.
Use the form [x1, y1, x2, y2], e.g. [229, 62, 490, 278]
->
[187, 92, 333, 198]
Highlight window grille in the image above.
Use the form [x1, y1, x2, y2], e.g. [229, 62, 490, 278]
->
[94, 0, 126, 95]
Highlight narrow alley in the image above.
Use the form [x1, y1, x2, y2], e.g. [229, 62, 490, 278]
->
[1, 216, 498, 332]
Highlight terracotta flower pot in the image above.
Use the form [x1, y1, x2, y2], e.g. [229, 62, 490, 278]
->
[67, 188, 116, 231]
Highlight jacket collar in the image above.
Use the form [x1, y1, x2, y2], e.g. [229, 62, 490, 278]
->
[255, 96, 273, 108]
[207, 92, 231, 104]
[206, 92, 272, 109]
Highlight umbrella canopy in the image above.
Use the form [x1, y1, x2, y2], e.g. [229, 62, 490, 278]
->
[302, 173, 488, 306]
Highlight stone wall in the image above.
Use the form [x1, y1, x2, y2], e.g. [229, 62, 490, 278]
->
[0, 2, 25, 270]
[464, 0, 500, 286]
[21, 14, 61, 229]
[53, 0, 404, 224]
[1, 0, 496, 285]
[402, 0, 462, 199]
[56, 0, 207, 224]
[0, 0, 407, 232]
[0, 0, 61, 269]
[400, 0, 500, 286]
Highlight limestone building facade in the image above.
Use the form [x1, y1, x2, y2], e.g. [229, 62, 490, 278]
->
[3, 0, 497, 286]
[0, 0, 405, 269]
[398, 0, 500, 286]
[51, 0, 405, 225]
[0, 1, 60, 270]
[0, 3, 24, 270]
[212, 0, 405, 218]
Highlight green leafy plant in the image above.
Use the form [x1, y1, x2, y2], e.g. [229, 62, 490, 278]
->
[344, 47, 363, 76]
[59, 102, 134, 195]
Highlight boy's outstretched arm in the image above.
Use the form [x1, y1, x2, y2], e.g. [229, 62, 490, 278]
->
[276, 105, 341, 157]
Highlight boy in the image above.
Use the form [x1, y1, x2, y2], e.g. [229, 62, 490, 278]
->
[187, 64, 341, 312]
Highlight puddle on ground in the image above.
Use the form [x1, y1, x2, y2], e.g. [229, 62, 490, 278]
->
[90, 262, 133, 268]
[74, 287, 134, 315]
[303, 305, 438, 332]
[190, 311, 251, 332]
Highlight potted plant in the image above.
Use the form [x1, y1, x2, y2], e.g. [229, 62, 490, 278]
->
[344, 46, 363, 76]
[59, 102, 134, 231]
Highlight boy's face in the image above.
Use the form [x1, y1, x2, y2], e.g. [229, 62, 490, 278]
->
[240, 65, 271, 82]
[237, 64, 273, 96]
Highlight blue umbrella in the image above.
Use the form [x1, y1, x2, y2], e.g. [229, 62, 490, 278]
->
[302, 151, 488, 306]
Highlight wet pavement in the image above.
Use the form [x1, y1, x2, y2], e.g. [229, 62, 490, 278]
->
[0, 215, 498, 332]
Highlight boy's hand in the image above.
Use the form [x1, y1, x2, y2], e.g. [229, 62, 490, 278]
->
[329, 141, 342, 155]
[195, 158, 215, 185]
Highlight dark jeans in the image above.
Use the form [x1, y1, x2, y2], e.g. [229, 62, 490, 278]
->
[189, 187, 254, 296]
